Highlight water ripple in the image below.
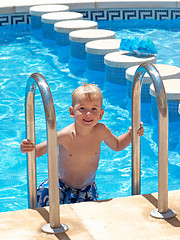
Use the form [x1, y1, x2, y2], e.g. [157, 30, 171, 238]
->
[0, 24, 180, 212]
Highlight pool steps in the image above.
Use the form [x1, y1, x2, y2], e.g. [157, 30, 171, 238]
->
[55, 19, 98, 62]
[29, 4, 180, 120]
[42, 12, 83, 40]
[150, 79, 180, 121]
[126, 64, 180, 102]
[85, 39, 121, 82]
[104, 51, 156, 85]
[30, 4, 70, 29]
[69, 29, 115, 75]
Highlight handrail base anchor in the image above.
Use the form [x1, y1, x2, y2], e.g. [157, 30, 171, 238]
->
[150, 208, 176, 219]
[42, 223, 68, 234]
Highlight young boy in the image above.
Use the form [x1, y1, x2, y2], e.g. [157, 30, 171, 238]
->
[20, 83, 144, 206]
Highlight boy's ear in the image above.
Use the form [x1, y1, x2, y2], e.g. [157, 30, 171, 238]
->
[99, 109, 104, 120]
[69, 106, 75, 118]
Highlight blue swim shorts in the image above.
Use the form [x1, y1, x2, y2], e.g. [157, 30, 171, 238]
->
[37, 179, 99, 207]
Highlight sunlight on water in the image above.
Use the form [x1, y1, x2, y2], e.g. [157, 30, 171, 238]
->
[0, 22, 180, 212]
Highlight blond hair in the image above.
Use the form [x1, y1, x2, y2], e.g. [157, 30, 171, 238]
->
[71, 83, 103, 107]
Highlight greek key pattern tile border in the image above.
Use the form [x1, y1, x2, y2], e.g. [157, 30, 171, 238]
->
[0, 9, 180, 26]
[78, 9, 180, 21]
[0, 13, 30, 26]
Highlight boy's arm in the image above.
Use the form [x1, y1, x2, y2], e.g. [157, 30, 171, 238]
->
[103, 125, 132, 151]
[20, 128, 64, 158]
[35, 140, 47, 157]
[103, 123, 143, 151]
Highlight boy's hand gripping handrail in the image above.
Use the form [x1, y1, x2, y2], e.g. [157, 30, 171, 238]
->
[25, 73, 68, 233]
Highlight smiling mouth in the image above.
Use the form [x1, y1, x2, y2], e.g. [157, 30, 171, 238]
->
[83, 119, 93, 123]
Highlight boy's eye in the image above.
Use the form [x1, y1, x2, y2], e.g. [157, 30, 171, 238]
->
[92, 108, 97, 111]
[79, 107, 84, 110]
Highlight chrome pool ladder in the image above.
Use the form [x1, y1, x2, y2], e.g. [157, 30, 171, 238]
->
[25, 73, 68, 233]
[131, 63, 176, 219]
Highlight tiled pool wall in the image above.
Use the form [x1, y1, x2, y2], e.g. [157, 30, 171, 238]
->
[151, 97, 180, 121]
[0, 8, 180, 26]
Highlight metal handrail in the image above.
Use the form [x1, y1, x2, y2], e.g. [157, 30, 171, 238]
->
[131, 63, 176, 219]
[25, 73, 68, 233]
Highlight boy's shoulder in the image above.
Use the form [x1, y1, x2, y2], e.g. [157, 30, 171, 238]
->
[93, 123, 111, 141]
[58, 123, 74, 135]
[94, 123, 113, 137]
[94, 122, 107, 134]
[95, 122, 105, 129]
[57, 123, 74, 139]
[57, 123, 75, 145]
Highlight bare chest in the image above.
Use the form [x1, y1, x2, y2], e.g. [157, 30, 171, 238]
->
[63, 137, 100, 157]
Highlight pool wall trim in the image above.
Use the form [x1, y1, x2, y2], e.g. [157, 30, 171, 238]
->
[0, 0, 180, 25]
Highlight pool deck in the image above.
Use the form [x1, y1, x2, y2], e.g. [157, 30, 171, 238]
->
[0, 190, 180, 240]
[0, 0, 180, 14]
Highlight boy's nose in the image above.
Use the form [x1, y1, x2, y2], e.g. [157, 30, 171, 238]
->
[85, 110, 91, 116]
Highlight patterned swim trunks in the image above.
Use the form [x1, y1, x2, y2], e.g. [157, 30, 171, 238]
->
[37, 179, 99, 207]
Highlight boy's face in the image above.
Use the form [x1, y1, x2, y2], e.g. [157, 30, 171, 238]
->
[69, 93, 104, 128]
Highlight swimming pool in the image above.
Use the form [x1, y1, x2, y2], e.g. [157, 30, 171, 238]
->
[0, 20, 180, 213]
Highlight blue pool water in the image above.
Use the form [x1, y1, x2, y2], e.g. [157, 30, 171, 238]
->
[0, 21, 180, 213]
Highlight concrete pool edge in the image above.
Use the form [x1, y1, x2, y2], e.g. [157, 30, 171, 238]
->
[0, 190, 179, 239]
[0, 0, 180, 14]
